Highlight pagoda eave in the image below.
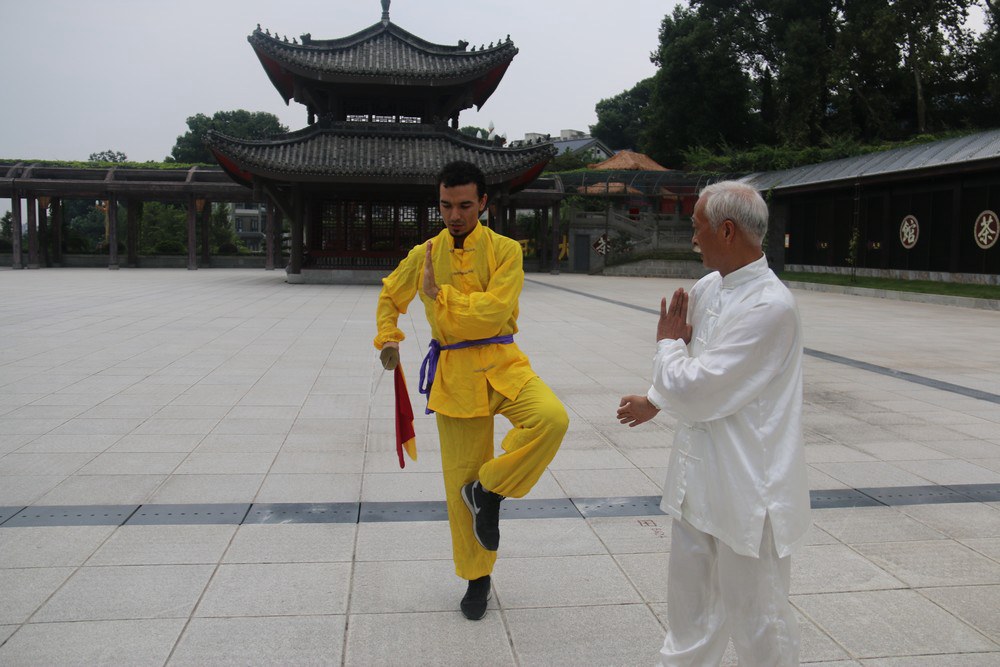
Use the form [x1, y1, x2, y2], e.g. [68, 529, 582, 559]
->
[206, 123, 555, 194]
[252, 46, 515, 101]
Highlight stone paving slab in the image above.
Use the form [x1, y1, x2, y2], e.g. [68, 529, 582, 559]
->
[1, 269, 1000, 664]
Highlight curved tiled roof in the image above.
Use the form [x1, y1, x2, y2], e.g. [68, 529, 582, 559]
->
[249, 21, 517, 94]
[588, 150, 668, 171]
[205, 122, 556, 189]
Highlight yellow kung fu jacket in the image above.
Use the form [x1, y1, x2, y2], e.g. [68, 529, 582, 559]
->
[374, 222, 537, 419]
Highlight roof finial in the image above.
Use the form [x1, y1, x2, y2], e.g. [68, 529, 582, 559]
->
[381, 0, 390, 24]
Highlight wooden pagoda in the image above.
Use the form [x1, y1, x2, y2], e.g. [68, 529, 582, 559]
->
[207, 0, 556, 282]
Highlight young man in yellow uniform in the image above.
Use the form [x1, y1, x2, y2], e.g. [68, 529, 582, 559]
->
[374, 160, 568, 620]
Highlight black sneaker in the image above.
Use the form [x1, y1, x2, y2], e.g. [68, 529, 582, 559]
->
[461, 480, 503, 551]
[460, 575, 491, 620]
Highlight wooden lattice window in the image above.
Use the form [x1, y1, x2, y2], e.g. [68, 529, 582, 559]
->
[320, 200, 439, 255]
[397, 205, 421, 250]
[427, 205, 443, 231]
[370, 204, 394, 251]
[320, 201, 368, 251]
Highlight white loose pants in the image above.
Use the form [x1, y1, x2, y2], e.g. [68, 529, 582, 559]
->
[659, 516, 800, 667]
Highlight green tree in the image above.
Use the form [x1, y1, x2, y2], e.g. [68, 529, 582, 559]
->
[643, 5, 757, 166]
[0, 211, 12, 251]
[167, 110, 289, 163]
[211, 204, 245, 253]
[139, 202, 187, 254]
[966, 0, 1000, 127]
[88, 149, 128, 163]
[828, 0, 905, 141]
[67, 207, 106, 253]
[544, 149, 602, 173]
[766, 0, 839, 145]
[590, 78, 654, 151]
[891, 0, 976, 134]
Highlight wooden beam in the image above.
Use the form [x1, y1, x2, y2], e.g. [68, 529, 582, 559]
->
[261, 181, 294, 221]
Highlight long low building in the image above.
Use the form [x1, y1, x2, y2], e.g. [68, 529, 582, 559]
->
[742, 129, 1000, 283]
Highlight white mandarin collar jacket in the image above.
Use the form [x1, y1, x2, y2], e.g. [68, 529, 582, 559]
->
[647, 255, 811, 558]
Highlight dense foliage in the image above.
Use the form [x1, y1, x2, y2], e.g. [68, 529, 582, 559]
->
[590, 0, 998, 170]
[545, 148, 604, 172]
[166, 110, 289, 163]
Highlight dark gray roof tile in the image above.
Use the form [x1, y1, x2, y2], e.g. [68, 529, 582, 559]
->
[250, 22, 517, 82]
[206, 122, 556, 187]
[742, 129, 1000, 192]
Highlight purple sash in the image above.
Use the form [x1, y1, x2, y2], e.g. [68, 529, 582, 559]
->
[418, 334, 515, 414]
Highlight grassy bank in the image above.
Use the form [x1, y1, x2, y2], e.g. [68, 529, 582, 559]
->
[780, 271, 1000, 301]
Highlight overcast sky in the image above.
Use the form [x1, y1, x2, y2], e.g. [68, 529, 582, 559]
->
[1, 0, 678, 164]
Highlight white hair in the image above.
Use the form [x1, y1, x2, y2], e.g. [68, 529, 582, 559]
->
[699, 181, 768, 244]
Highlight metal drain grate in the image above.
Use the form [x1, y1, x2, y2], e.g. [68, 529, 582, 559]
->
[809, 489, 884, 509]
[858, 486, 974, 506]
[0, 506, 27, 526]
[360, 501, 450, 522]
[575, 496, 665, 518]
[245, 503, 360, 524]
[125, 504, 251, 525]
[502, 498, 581, 519]
[945, 483, 1000, 503]
[5, 505, 139, 527]
[3, 484, 999, 528]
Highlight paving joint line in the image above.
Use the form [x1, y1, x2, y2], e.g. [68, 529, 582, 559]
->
[3, 484, 999, 528]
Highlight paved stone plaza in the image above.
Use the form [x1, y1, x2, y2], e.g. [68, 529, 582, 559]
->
[1, 267, 999, 666]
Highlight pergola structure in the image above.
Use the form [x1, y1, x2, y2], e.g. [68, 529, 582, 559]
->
[207, 0, 556, 282]
[0, 161, 272, 270]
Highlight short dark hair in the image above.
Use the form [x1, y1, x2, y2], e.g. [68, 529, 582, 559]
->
[437, 160, 487, 198]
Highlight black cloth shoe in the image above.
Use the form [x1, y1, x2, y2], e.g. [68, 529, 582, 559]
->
[461, 480, 503, 551]
[460, 575, 491, 620]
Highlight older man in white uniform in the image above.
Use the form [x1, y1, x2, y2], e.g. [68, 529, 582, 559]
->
[618, 180, 811, 666]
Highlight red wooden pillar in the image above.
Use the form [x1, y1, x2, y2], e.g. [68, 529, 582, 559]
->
[10, 194, 23, 269]
[26, 194, 39, 269]
[187, 196, 197, 270]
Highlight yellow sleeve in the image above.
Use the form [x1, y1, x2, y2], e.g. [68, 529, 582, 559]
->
[433, 237, 522, 340]
[374, 245, 423, 350]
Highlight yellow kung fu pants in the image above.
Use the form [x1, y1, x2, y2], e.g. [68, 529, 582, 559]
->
[435, 376, 568, 580]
